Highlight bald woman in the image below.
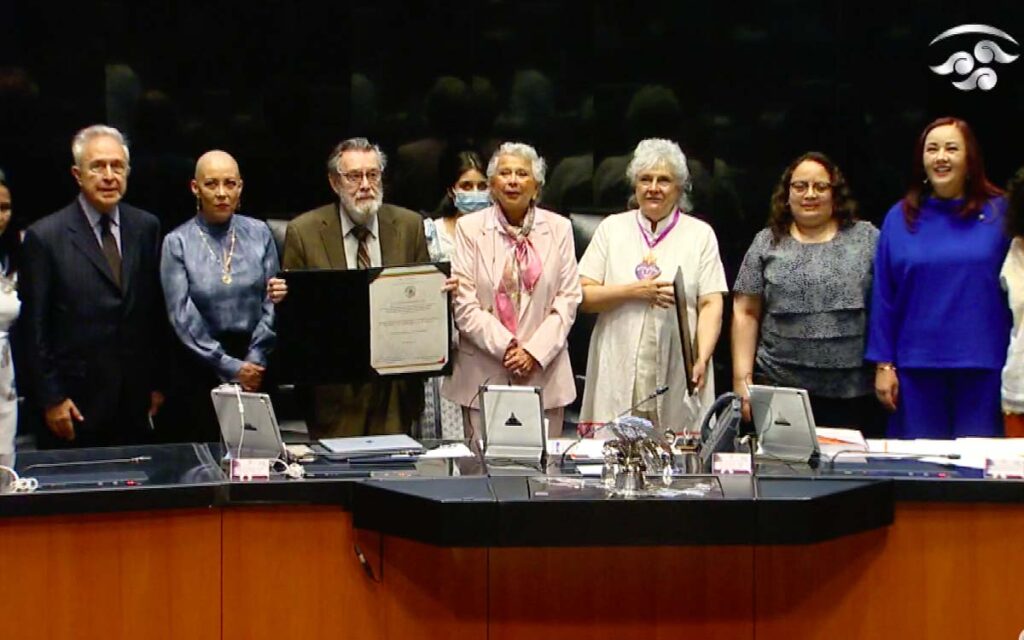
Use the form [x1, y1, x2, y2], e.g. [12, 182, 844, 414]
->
[160, 150, 279, 441]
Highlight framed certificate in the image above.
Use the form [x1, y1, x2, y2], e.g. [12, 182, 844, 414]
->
[274, 262, 453, 385]
[672, 266, 697, 395]
[368, 264, 451, 375]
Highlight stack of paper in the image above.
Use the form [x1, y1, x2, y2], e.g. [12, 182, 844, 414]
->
[816, 427, 868, 462]
[546, 437, 607, 461]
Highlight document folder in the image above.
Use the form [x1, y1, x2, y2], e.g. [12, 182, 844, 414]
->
[274, 263, 452, 385]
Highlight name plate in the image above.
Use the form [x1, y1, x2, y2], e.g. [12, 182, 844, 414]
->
[713, 452, 752, 475]
[230, 458, 272, 481]
[984, 457, 1024, 479]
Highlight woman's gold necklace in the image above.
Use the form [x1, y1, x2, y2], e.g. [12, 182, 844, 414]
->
[198, 224, 237, 284]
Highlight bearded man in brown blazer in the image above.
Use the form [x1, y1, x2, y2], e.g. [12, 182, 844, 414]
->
[282, 137, 430, 438]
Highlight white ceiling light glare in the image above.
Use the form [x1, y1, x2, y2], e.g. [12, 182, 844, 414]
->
[929, 24, 1019, 91]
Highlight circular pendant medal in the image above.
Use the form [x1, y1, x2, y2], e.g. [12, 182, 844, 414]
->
[222, 273, 232, 284]
[634, 254, 661, 280]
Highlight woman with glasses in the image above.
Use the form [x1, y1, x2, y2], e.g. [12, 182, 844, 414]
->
[732, 152, 881, 435]
[0, 170, 20, 455]
[578, 138, 727, 433]
[443, 142, 582, 440]
[420, 150, 488, 440]
[160, 150, 279, 442]
[867, 117, 1009, 439]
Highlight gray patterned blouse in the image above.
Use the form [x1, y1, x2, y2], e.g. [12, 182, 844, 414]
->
[733, 220, 879, 398]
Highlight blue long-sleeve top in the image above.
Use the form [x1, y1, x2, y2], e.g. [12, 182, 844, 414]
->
[866, 196, 1011, 369]
[160, 214, 279, 380]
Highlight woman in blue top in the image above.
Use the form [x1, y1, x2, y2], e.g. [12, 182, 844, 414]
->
[161, 150, 279, 442]
[867, 117, 1010, 438]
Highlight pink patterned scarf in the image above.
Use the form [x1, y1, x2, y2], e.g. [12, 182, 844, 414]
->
[494, 206, 542, 333]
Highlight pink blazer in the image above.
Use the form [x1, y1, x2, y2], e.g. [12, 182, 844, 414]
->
[443, 206, 582, 409]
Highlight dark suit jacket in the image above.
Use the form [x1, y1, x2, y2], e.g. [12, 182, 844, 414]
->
[283, 202, 430, 437]
[20, 199, 167, 444]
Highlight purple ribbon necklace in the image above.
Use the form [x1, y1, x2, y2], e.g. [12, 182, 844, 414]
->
[634, 208, 680, 280]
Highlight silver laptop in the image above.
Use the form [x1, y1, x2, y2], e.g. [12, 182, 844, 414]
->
[481, 385, 545, 462]
[211, 385, 289, 460]
[748, 385, 820, 464]
[319, 434, 424, 457]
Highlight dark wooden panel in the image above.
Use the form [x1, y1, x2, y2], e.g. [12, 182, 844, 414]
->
[0, 509, 220, 640]
[488, 545, 755, 639]
[222, 506, 385, 640]
[755, 502, 1024, 639]
[380, 536, 487, 639]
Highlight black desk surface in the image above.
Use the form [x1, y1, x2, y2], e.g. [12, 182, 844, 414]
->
[0, 443, 223, 517]
[2, 442, 1023, 546]
[351, 474, 894, 546]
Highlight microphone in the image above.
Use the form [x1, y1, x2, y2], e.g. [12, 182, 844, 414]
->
[827, 449, 962, 471]
[586, 385, 670, 437]
[467, 377, 494, 454]
[21, 456, 152, 472]
[619, 385, 670, 420]
[561, 385, 670, 464]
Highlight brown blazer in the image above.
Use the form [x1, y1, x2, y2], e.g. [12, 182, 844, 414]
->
[283, 202, 431, 437]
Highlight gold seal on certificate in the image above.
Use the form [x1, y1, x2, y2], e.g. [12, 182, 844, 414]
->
[369, 264, 450, 375]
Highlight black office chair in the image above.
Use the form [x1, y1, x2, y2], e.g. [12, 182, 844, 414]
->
[564, 213, 607, 431]
[266, 218, 289, 259]
[262, 218, 309, 439]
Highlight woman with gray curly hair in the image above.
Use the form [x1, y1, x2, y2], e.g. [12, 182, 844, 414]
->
[578, 138, 727, 432]
[443, 142, 583, 440]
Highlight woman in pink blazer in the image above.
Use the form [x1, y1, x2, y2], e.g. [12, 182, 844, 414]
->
[443, 142, 582, 440]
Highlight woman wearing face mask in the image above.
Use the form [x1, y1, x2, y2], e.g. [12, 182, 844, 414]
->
[420, 150, 489, 439]
[424, 150, 490, 263]
[732, 152, 882, 436]
[867, 117, 1009, 438]
[160, 150, 279, 442]
[0, 170, 21, 455]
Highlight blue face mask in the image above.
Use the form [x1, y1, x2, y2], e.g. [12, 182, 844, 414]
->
[453, 190, 491, 213]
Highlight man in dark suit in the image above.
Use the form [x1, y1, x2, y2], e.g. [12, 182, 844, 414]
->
[20, 125, 166, 447]
[281, 137, 430, 438]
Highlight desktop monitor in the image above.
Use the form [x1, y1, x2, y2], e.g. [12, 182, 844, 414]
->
[480, 385, 546, 462]
[748, 385, 820, 465]
[211, 385, 289, 461]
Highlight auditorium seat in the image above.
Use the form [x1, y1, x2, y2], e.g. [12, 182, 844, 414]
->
[267, 218, 288, 258]
[565, 213, 606, 428]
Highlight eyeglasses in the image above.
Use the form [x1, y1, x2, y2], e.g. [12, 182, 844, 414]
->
[790, 181, 832, 195]
[339, 170, 382, 185]
[86, 160, 129, 177]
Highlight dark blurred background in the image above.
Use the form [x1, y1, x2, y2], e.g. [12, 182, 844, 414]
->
[3, 0, 1024, 271]
[2, 0, 1023, 421]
